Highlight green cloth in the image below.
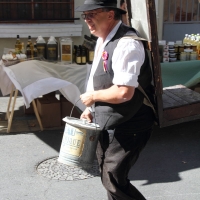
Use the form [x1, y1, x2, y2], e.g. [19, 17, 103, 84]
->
[161, 60, 200, 88]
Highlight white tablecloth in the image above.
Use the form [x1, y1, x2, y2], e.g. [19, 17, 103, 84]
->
[0, 60, 91, 111]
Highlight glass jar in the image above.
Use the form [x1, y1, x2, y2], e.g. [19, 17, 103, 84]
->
[192, 45, 197, 52]
[184, 49, 193, 60]
[184, 44, 192, 49]
[179, 45, 184, 52]
[190, 51, 197, 60]
[174, 44, 179, 53]
[180, 52, 186, 61]
[176, 53, 180, 60]
[169, 57, 177, 62]
[59, 37, 73, 63]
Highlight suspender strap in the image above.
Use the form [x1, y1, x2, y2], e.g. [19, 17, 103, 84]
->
[122, 35, 148, 41]
[137, 84, 157, 115]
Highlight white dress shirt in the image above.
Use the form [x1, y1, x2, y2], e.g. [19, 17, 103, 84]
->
[86, 21, 145, 93]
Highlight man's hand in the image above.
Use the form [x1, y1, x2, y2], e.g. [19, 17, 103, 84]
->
[80, 91, 95, 107]
[80, 107, 93, 123]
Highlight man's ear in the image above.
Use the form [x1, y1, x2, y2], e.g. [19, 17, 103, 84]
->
[108, 10, 114, 19]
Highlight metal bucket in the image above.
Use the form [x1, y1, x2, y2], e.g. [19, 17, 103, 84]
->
[58, 117, 101, 169]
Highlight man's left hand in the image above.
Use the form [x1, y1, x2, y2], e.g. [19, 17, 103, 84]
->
[80, 92, 95, 107]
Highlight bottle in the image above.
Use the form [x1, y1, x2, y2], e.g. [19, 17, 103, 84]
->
[73, 45, 77, 63]
[26, 44, 31, 59]
[88, 48, 94, 64]
[192, 38, 199, 52]
[187, 35, 191, 45]
[83, 35, 96, 64]
[75, 46, 81, 64]
[46, 36, 58, 61]
[178, 44, 184, 53]
[36, 36, 46, 59]
[90, 34, 98, 41]
[33, 43, 38, 57]
[183, 34, 188, 45]
[184, 35, 192, 49]
[81, 46, 87, 65]
[27, 35, 33, 58]
[15, 35, 22, 53]
[21, 42, 25, 54]
[197, 39, 200, 60]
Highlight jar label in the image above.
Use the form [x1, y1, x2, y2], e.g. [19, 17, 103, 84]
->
[76, 57, 81, 64]
[81, 56, 86, 63]
[47, 47, 56, 58]
[62, 54, 71, 61]
[37, 46, 45, 57]
[62, 45, 71, 54]
[89, 51, 94, 61]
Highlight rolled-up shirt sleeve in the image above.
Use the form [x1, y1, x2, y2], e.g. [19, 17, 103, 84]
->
[112, 37, 145, 88]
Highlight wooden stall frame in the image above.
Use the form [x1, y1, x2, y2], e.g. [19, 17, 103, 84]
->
[129, 0, 200, 128]
[5, 85, 43, 133]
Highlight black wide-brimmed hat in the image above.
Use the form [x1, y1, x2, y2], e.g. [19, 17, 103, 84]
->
[75, 0, 126, 14]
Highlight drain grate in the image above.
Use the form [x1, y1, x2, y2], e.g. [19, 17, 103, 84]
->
[36, 157, 100, 181]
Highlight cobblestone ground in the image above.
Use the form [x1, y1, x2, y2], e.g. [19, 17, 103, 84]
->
[37, 157, 100, 181]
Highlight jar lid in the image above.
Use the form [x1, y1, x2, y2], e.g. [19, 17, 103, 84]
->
[175, 40, 182, 45]
[169, 53, 176, 56]
[168, 41, 175, 45]
[169, 57, 177, 61]
[184, 49, 193, 53]
[169, 57, 177, 60]
[59, 37, 73, 42]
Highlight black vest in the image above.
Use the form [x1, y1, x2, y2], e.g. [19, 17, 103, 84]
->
[92, 23, 153, 130]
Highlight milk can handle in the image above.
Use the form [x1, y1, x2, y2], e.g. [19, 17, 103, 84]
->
[70, 98, 100, 132]
[70, 98, 81, 117]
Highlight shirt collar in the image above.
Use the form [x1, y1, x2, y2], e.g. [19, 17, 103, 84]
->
[96, 21, 122, 47]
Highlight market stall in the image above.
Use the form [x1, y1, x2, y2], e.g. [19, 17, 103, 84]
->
[1, 0, 200, 131]
[161, 60, 200, 88]
[130, 0, 200, 127]
[0, 59, 90, 132]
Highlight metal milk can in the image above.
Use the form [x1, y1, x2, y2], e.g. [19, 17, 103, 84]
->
[58, 117, 101, 169]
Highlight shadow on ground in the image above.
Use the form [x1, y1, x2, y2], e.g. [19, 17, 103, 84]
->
[1, 92, 200, 186]
[33, 118, 200, 186]
[129, 119, 200, 185]
[34, 129, 64, 152]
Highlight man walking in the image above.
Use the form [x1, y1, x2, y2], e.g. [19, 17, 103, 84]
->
[76, 1, 155, 199]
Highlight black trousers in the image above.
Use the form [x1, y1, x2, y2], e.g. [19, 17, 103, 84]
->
[96, 105, 154, 200]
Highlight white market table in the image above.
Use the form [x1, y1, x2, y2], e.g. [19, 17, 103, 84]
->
[0, 59, 90, 133]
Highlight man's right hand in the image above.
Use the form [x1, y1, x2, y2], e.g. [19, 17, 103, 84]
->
[80, 107, 93, 123]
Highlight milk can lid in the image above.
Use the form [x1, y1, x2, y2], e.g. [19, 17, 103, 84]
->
[62, 117, 101, 130]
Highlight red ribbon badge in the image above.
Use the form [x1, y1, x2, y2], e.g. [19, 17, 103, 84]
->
[102, 51, 109, 72]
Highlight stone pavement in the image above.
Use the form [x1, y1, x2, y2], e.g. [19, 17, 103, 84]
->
[0, 94, 200, 200]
